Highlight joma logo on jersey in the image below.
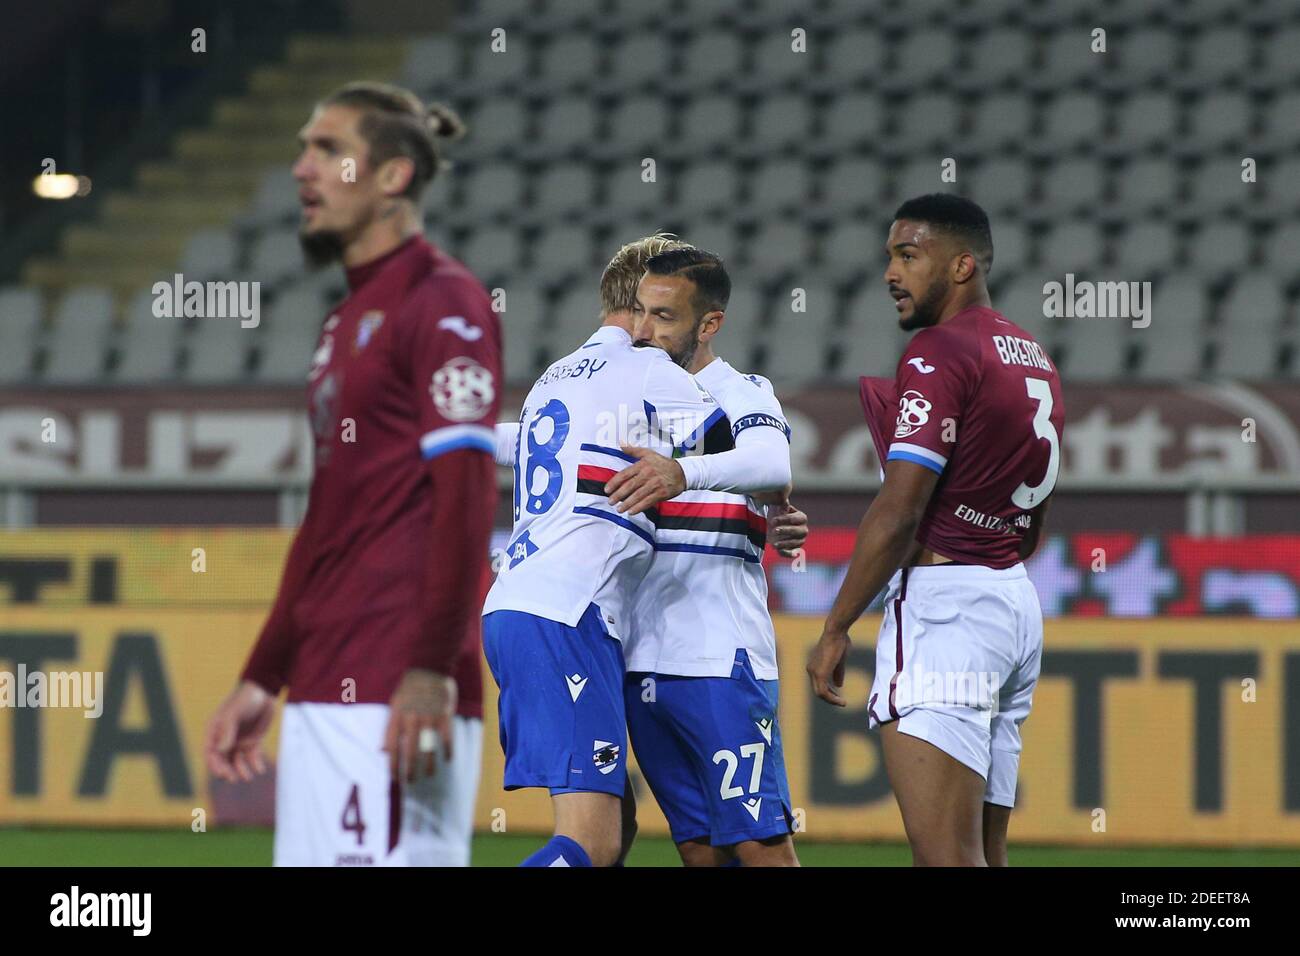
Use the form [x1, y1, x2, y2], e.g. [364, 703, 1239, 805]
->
[894, 390, 932, 438]
[354, 311, 384, 352]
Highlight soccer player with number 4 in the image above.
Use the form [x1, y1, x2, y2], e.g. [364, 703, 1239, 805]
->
[807, 195, 1064, 867]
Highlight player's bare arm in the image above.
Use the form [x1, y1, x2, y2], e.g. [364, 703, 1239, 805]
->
[807, 459, 940, 706]
[205, 680, 275, 783]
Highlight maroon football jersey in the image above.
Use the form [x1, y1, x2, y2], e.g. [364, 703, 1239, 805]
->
[859, 305, 1064, 568]
[242, 235, 501, 714]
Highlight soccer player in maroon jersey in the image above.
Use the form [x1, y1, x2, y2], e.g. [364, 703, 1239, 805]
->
[807, 194, 1063, 866]
[204, 82, 501, 866]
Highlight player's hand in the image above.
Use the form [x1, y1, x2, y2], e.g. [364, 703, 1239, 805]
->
[768, 501, 808, 558]
[604, 445, 686, 516]
[205, 680, 275, 783]
[807, 630, 851, 707]
[384, 668, 456, 784]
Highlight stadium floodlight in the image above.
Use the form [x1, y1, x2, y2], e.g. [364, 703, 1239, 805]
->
[32, 173, 91, 199]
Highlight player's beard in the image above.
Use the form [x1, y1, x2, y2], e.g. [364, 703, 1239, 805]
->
[299, 227, 346, 268]
[899, 278, 947, 331]
[665, 322, 702, 370]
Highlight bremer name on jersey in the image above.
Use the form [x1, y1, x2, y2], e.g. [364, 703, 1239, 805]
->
[242, 235, 502, 714]
[859, 305, 1064, 568]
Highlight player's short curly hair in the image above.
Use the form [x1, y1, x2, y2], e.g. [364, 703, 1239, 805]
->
[322, 81, 465, 202]
[894, 193, 995, 275]
[599, 232, 693, 317]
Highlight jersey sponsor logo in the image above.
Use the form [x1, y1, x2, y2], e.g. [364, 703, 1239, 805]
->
[907, 356, 936, 374]
[743, 797, 763, 821]
[436, 315, 483, 341]
[593, 740, 620, 774]
[430, 357, 495, 422]
[354, 311, 384, 352]
[894, 389, 932, 438]
[566, 673, 588, 701]
[507, 530, 539, 569]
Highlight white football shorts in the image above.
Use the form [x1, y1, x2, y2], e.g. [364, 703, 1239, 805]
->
[866, 562, 1044, 808]
[273, 702, 482, 866]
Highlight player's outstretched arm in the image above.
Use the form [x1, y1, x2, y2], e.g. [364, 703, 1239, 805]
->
[205, 680, 276, 783]
[808, 460, 940, 706]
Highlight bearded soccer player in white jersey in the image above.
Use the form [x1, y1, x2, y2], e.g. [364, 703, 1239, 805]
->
[483, 237, 792, 867]
[807, 194, 1063, 866]
[615, 247, 808, 866]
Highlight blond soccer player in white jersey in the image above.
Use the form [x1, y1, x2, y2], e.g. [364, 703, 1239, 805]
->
[482, 237, 792, 867]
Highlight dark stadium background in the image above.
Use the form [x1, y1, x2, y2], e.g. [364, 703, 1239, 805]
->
[1, 0, 1298, 865]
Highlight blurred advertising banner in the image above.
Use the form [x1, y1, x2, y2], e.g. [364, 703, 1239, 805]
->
[2, 530, 1299, 845]
[2, 381, 1300, 483]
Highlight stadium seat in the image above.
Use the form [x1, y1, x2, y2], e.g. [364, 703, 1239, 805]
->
[457, 225, 523, 283]
[821, 29, 884, 88]
[966, 92, 1033, 155]
[1265, 222, 1300, 271]
[817, 219, 879, 284]
[958, 27, 1033, 92]
[990, 220, 1029, 279]
[114, 288, 181, 383]
[1038, 221, 1105, 277]
[680, 31, 745, 89]
[184, 315, 252, 383]
[1182, 28, 1253, 90]
[1035, 28, 1108, 90]
[1038, 158, 1105, 216]
[530, 164, 597, 218]
[603, 161, 669, 217]
[1218, 272, 1288, 331]
[528, 223, 596, 277]
[1214, 329, 1281, 378]
[1183, 92, 1252, 161]
[819, 92, 885, 153]
[548, 284, 603, 357]
[1111, 158, 1179, 216]
[765, 282, 841, 384]
[740, 221, 815, 276]
[893, 161, 951, 207]
[1112, 92, 1178, 152]
[43, 286, 115, 384]
[749, 30, 814, 89]
[460, 163, 526, 218]
[1263, 90, 1300, 149]
[998, 274, 1058, 346]
[1187, 156, 1258, 218]
[0, 286, 43, 383]
[1113, 28, 1179, 88]
[1185, 219, 1252, 283]
[607, 95, 670, 151]
[495, 284, 545, 385]
[247, 228, 306, 288]
[749, 93, 815, 153]
[537, 34, 600, 94]
[467, 34, 531, 90]
[1261, 25, 1300, 85]
[881, 29, 957, 91]
[674, 160, 741, 216]
[605, 35, 672, 94]
[531, 96, 599, 159]
[967, 158, 1033, 216]
[244, 168, 301, 229]
[401, 35, 459, 95]
[1111, 222, 1178, 279]
[255, 289, 326, 385]
[891, 92, 959, 152]
[1059, 318, 1132, 382]
[460, 98, 528, 157]
[819, 156, 884, 216]
[679, 95, 743, 153]
[1040, 92, 1105, 154]
[1133, 273, 1210, 380]
[838, 289, 913, 379]
[746, 158, 812, 215]
[178, 230, 239, 284]
[1256, 156, 1300, 216]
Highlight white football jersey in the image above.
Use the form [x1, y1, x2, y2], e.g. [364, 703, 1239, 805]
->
[622, 358, 791, 679]
[482, 326, 728, 641]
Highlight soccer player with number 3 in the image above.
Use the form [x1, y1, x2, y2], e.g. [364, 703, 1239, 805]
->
[807, 195, 1064, 867]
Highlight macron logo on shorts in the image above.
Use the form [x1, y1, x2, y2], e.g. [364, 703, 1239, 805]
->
[566, 673, 587, 702]
[755, 718, 773, 744]
[743, 797, 763, 821]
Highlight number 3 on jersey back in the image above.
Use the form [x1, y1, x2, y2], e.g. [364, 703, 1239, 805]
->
[513, 399, 571, 521]
[1011, 377, 1060, 510]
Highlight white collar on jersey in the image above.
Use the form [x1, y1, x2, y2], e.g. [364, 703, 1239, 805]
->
[582, 324, 633, 348]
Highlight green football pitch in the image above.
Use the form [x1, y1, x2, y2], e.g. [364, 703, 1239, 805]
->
[2, 829, 1297, 866]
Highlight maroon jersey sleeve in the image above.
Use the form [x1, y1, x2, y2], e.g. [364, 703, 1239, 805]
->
[397, 276, 501, 676]
[884, 326, 980, 476]
[240, 505, 317, 695]
[858, 376, 896, 474]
